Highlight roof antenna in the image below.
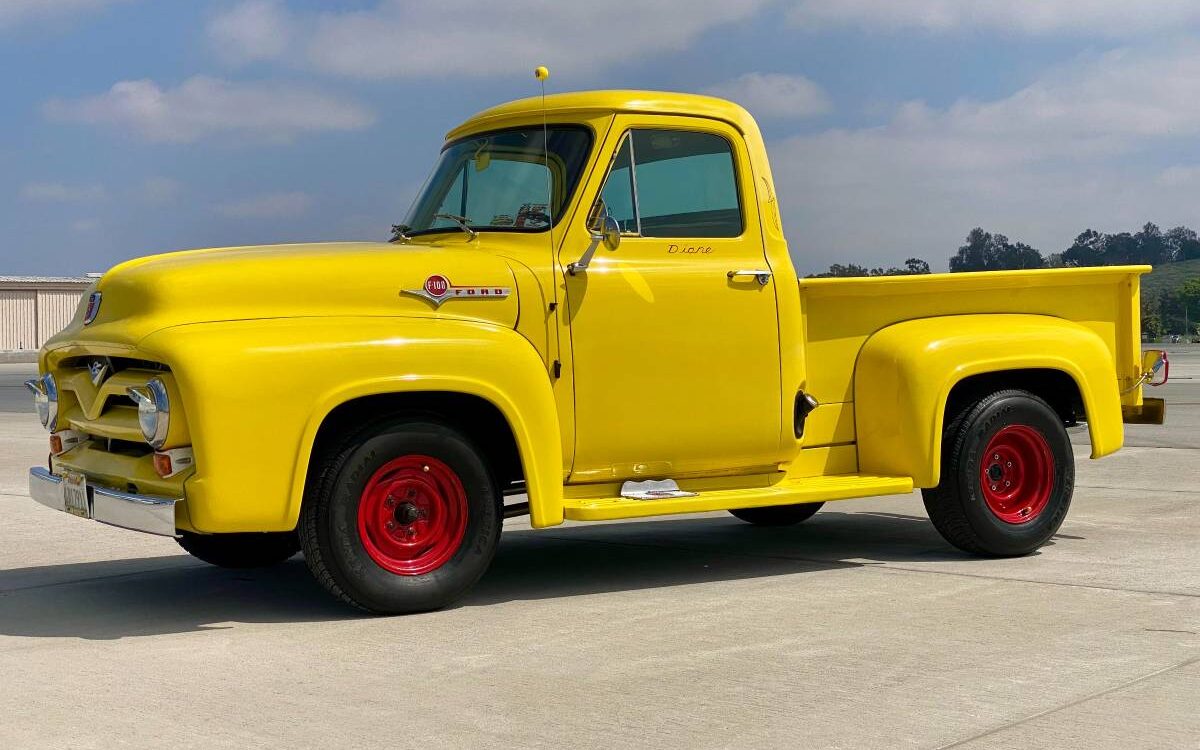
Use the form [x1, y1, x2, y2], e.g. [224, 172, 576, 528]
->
[536, 64, 563, 380]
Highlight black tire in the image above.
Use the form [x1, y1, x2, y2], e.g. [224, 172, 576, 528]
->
[730, 502, 824, 526]
[176, 531, 300, 568]
[922, 389, 1074, 557]
[299, 419, 501, 615]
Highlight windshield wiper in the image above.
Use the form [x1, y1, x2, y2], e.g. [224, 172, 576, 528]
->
[389, 224, 412, 243]
[433, 213, 478, 242]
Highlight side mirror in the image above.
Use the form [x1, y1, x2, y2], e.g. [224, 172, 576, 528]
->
[569, 214, 620, 275]
[1141, 349, 1169, 387]
[591, 215, 621, 252]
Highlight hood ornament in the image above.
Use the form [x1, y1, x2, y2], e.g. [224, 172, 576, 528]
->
[402, 275, 511, 308]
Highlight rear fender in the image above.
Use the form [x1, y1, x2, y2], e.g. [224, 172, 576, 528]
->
[854, 314, 1122, 487]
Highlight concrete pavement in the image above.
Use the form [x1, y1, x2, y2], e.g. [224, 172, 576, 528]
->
[0, 351, 1196, 749]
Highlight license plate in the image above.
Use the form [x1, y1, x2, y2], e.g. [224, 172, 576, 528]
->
[63, 472, 90, 518]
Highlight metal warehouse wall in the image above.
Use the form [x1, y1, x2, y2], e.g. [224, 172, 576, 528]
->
[0, 290, 37, 351]
[0, 280, 89, 351]
[34, 290, 82, 346]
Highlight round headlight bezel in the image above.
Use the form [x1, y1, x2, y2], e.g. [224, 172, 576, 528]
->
[31, 373, 58, 431]
[129, 378, 170, 449]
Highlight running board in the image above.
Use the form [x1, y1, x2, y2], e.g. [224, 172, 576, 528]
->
[562, 474, 914, 522]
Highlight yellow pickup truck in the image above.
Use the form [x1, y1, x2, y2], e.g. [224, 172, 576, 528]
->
[25, 91, 1167, 613]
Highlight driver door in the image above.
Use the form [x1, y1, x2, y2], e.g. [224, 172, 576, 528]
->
[563, 116, 783, 483]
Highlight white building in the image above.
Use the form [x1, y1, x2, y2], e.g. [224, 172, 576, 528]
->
[0, 276, 96, 352]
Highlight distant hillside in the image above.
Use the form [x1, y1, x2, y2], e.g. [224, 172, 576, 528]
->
[1142, 257, 1200, 298]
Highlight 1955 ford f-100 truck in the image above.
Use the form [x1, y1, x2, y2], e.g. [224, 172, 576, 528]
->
[25, 90, 1168, 613]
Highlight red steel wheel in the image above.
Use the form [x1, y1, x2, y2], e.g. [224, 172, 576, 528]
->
[923, 389, 1074, 557]
[357, 455, 469, 576]
[978, 425, 1055, 524]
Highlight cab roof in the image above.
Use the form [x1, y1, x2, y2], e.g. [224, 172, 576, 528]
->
[446, 90, 757, 141]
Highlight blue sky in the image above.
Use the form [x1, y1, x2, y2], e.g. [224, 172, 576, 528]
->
[4, 1, 1200, 276]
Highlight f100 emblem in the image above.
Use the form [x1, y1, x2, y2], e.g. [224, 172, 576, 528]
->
[402, 274, 511, 308]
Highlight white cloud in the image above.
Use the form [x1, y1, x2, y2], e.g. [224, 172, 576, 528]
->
[216, 191, 313, 219]
[704, 73, 831, 119]
[207, 0, 292, 64]
[43, 76, 376, 143]
[787, 0, 1200, 35]
[769, 44, 1200, 272]
[20, 182, 106, 202]
[0, 0, 126, 30]
[208, 0, 771, 78]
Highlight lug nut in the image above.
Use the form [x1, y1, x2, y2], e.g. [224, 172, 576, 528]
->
[385, 496, 395, 508]
[386, 520, 396, 530]
[422, 465, 430, 472]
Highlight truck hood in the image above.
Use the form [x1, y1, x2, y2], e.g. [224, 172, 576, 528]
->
[49, 241, 521, 350]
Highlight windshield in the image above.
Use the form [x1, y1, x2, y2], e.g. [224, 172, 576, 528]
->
[402, 126, 592, 236]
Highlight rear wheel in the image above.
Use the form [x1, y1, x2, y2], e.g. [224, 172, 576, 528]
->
[730, 502, 824, 526]
[299, 420, 501, 614]
[176, 531, 300, 568]
[923, 389, 1073, 556]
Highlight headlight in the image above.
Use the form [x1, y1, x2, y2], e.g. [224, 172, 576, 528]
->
[24, 373, 58, 431]
[127, 378, 170, 449]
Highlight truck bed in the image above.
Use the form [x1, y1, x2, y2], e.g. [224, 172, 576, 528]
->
[798, 265, 1148, 413]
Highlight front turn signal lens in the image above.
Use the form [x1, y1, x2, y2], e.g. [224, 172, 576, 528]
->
[153, 446, 194, 478]
[49, 430, 84, 456]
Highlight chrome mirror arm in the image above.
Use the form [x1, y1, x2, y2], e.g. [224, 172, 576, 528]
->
[568, 235, 603, 276]
[568, 215, 621, 275]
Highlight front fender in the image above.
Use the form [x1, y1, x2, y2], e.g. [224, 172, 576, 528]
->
[854, 314, 1122, 487]
[139, 317, 563, 533]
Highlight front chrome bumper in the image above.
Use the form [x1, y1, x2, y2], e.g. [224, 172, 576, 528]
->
[28, 466, 180, 537]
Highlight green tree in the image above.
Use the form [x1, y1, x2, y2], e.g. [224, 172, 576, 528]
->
[1181, 278, 1200, 334]
[808, 257, 932, 278]
[903, 258, 931, 275]
[1165, 226, 1200, 262]
[1134, 222, 1169, 265]
[1063, 229, 1105, 267]
[950, 229, 1044, 271]
[950, 228, 993, 271]
[1006, 242, 1045, 269]
[1143, 313, 1164, 341]
[1102, 232, 1138, 264]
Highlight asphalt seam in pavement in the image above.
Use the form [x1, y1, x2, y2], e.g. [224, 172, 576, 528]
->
[539, 534, 1200, 600]
[932, 654, 1200, 749]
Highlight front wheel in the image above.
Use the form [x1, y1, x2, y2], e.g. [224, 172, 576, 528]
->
[299, 420, 501, 614]
[922, 389, 1074, 556]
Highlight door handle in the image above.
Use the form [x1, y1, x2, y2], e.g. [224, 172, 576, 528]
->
[727, 269, 772, 286]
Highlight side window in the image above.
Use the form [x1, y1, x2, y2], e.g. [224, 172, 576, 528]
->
[632, 130, 741, 238]
[593, 134, 637, 233]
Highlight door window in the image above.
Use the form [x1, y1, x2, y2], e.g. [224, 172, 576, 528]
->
[591, 129, 742, 238]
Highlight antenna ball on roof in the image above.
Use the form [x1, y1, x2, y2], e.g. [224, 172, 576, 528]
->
[534, 66, 550, 81]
